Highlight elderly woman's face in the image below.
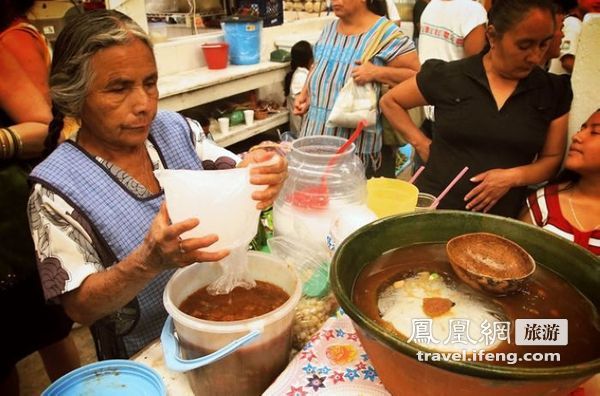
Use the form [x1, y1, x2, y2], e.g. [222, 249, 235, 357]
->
[80, 38, 158, 150]
[331, 0, 366, 18]
[565, 111, 600, 175]
[489, 8, 554, 79]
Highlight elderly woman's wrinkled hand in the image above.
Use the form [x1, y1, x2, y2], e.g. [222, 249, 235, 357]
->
[464, 168, 516, 213]
[144, 204, 229, 273]
[240, 149, 288, 210]
[352, 61, 378, 85]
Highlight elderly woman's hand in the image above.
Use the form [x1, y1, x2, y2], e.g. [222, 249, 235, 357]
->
[240, 149, 288, 210]
[464, 168, 517, 213]
[143, 204, 229, 273]
[352, 61, 379, 85]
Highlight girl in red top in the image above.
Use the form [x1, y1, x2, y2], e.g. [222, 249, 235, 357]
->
[521, 109, 600, 255]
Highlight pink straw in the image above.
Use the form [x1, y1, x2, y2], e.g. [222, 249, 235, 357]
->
[408, 165, 425, 184]
[431, 166, 469, 208]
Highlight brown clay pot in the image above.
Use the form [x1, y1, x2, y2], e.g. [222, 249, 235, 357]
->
[331, 211, 600, 396]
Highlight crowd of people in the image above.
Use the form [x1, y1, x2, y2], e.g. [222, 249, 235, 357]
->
[292, 0, 597, 252]
[1, 0, 598, 393]
[381, 0, 571, 217]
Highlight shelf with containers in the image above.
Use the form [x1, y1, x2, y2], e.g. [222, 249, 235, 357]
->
[157, 61, 289, 147]
[151, 11, 337, 148]
[212, 110, 289, 147]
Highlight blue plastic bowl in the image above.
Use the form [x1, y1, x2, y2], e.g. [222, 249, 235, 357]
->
[42, 360, 166, 396]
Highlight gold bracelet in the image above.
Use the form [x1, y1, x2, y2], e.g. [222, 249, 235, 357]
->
[0, 129, 8, 160]
[5, 127, 23, 158]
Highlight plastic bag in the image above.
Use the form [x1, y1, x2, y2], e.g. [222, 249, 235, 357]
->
[206, 245, 255, 295]
[326, 19, 403, 130]
[268, 236, 338, 349]
[268, 236, 330, 298]
[326, 80, 377, 129]
[155, 167, 262, 295]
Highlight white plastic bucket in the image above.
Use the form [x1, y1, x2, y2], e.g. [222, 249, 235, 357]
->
[162, 251, 302, 395]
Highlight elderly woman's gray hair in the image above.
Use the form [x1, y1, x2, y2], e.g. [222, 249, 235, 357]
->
[44, 10, 152, 154]
[50, 10, 152, 118]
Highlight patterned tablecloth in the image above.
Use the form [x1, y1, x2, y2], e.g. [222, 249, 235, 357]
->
[264, 311, 598, 396]
[264, 312, 391, 396]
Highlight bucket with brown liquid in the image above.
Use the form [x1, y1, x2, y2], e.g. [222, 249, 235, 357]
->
[162, 251, 302, 395]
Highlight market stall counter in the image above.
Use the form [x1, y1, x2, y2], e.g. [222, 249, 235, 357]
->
[132, 311, 600, 395]
[130, 311, 392, 395]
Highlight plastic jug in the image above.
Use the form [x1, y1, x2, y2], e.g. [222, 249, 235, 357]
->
[366, 177, 418, 218]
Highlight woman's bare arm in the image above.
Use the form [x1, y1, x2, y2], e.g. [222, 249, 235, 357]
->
[0, 45, 51, 158]
[59, 205, 228, 325]
[463, 25, 487, 57]
[352, 51, 421, 86]
[380, 76, 431, 159]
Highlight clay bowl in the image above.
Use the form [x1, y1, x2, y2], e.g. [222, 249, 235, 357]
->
[446, 232, 535, 295]
[330, 210, 600, 396]
[254, 109, 268, 120]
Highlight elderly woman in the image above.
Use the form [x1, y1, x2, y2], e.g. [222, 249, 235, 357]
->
[294, 0, 420, 175]
[28, 10, 287, 360]
[520, 109, 600, 255]
[381, 0, 572, 217]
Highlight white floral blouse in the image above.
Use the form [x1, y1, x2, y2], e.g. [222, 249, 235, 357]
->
[28, 119, 238, 300]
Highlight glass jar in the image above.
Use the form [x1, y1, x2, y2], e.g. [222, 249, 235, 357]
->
[273, 136, 367, 250]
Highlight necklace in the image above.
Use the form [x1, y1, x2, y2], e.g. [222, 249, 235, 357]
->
[567, 190, 600, 231]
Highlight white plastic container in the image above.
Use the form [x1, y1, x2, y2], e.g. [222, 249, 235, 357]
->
[162, 251, 302, 396]
[273, 135, 367, 249]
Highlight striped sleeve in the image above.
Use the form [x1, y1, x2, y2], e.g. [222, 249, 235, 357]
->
[375, 27, 415, 64]
[526, 187, 549, 227]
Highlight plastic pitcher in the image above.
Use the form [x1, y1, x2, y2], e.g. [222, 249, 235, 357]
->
[155, 168, 261, 253]
[221, 16, 262, 65]
[366, 177, 418, 218]
[162, 251, 302, 396]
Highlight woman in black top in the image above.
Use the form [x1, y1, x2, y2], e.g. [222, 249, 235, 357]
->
[380, 0, 571, 217]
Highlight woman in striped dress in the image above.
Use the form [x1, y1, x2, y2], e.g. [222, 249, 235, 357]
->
[521, 109, 600, 255]
[293, 0, 419, 175]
